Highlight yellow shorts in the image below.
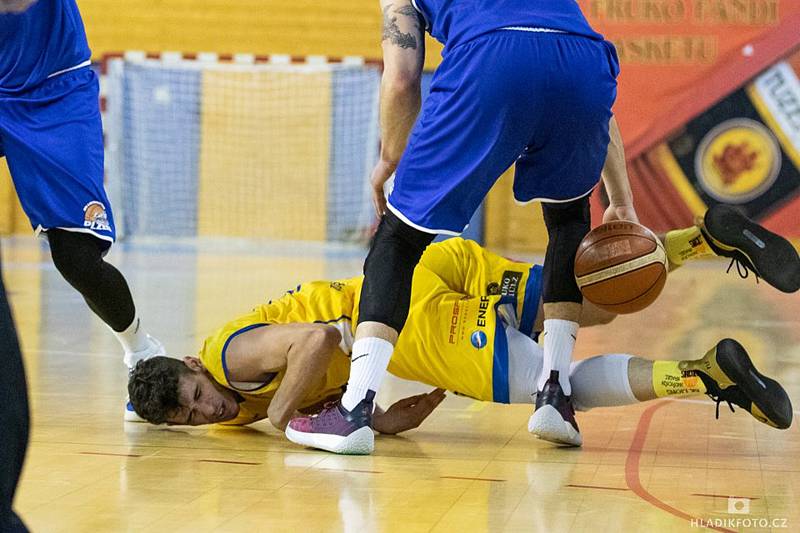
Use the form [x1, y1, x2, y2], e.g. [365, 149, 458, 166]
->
[387, 238, 543, 403]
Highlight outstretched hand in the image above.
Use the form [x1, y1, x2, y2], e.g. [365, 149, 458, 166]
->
[373, 388, 446, 435]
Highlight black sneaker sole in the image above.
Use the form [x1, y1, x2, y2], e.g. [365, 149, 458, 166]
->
[715, 338, 793, 429]
[703, 205, 800, 293]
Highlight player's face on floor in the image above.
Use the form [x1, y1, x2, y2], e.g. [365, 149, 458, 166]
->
[167, 366, 241, 426]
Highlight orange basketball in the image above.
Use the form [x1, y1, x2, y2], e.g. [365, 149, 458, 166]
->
[574, 221, 667, 314]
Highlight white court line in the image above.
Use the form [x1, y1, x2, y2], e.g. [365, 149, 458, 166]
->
[26, 349, 121, 358]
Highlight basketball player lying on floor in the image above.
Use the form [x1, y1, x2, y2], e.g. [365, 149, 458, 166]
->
[128, 220, 795, 441]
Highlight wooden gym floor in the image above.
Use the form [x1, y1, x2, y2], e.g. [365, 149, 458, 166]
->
[2, 236, 798, 532]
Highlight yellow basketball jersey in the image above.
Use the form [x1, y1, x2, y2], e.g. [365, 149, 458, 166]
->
[198, 238, 543, 425]
[382, 238, 542, 403]
[198, 278, 361, 425]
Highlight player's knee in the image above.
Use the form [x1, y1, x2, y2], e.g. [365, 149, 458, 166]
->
[47, 229, 106, 290]
[360, 212, 435, 331]
[542, 196, 591, 233]
[541, 197, 591, 304]
[376, 210, 434, 255]
[541, 197, 591, 269]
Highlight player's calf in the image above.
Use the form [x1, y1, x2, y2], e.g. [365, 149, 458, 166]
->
[568, 340, 793, 430]
[47, 230, 165, 422]
[530, 198, 591, 445]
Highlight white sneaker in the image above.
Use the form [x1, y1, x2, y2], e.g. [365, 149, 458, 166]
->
[123, 335, 166, 369]
[528, 371, 583, 447]
[124, 399, 148, 423]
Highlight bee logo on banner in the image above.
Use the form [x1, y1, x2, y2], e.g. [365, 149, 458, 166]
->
[664, 59, 800, 220]
[694, 118, 781, 204]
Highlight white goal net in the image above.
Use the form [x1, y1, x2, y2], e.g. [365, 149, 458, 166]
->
[104, 54, 381, 243]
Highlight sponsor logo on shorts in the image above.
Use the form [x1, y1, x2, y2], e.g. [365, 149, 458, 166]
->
[329, 281, 345, 291]
[470, 330, 488, 349]
[694, 118, 781, 203]
[83, 201, 111, 232]
[500, 271, 522, 298]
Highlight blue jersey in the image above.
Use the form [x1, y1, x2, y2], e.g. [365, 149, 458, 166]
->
[412, 0, 602, 51]
[0, 0, 91, 95]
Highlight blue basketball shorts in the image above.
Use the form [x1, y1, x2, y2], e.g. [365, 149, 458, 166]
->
[387, 30, 620, 234]
[0, 67, 115, 243]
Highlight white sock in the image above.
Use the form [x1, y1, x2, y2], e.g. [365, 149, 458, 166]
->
[341, 337, 394, 411]
[113, 315, 149, 355]
[506, 325, 543, 404]
[568, 354, 636, 411]
[537, 319, 578, 395]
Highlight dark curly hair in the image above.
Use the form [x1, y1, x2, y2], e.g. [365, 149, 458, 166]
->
[128, 356, 191, 424]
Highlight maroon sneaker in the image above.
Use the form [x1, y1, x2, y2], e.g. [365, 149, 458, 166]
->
[285, 391, 375, 454]
[528, 371, 582, 446]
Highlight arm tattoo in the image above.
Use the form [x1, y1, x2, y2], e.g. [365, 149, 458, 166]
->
[382, 4, 422, 49]
[396, 5, 421, 19]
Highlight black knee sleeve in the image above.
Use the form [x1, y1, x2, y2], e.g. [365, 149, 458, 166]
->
[47, 229, 135, 331]
[358, 211, 435, 333]
[541, 196, 591, 304]
[48, 229, 108, 292]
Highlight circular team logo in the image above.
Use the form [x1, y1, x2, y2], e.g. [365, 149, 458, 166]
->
[83, 201, 111, 232]
[470, 330, 488, 349]
[694, 118, 781, 204]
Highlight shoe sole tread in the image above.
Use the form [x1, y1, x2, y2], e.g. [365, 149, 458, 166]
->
[528, 405, 583, 447]
[716, 338, 793, 429]
[285, 425, 374, 455]
[704, 206, 800, 293]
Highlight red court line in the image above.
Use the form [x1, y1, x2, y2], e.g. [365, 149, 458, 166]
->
[79, 452, 142, 458]
[566, 484, 629, 492]
[440, 476, 506, 482]
[625, 401, 735, 533]
[197, 459, 261, 466]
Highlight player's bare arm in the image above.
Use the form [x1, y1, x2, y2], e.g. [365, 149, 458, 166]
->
[225, 323, 342, 431]
[601, 117, 639, 223]
[371, 0, 426, 215]
[225, 319, 444, 433]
